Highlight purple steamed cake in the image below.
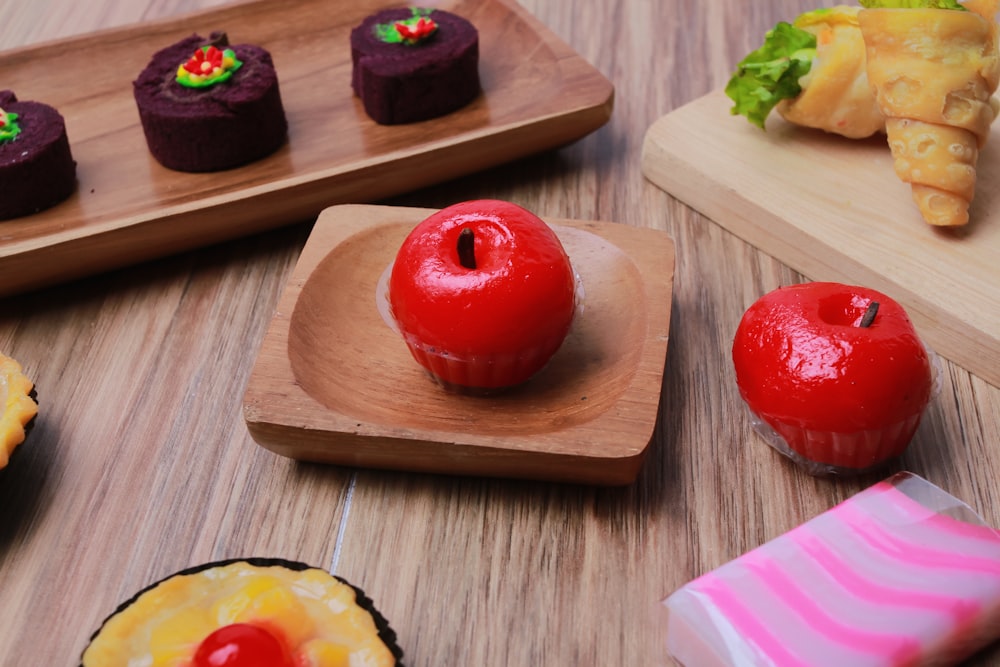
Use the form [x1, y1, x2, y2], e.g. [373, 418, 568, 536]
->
[351, 8, 480, 125]
[0, 90, 76, 220]
[133, 32, 287, 172]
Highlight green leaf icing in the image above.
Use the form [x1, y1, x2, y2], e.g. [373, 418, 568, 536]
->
[374, 7, 438, 44]
[176, 46, 244, 89]
[0, 110, 20, 143]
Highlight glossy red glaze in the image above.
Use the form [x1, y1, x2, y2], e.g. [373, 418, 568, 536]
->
[193, 623, 294, 667]
[732, 282, 933, 468]
[389, 199, 576, 389]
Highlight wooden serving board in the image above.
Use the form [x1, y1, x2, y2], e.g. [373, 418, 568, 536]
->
[0, 0, 613, 298]
[642, 89, 1000, 388]
[243, 204, 675, 485]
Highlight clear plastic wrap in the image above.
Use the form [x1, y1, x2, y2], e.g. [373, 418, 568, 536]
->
[662, 472, 1000, 666]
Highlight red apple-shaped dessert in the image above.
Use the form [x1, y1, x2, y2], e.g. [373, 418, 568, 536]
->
[732, 282, 934, 474]
[388, 199, 577, 390]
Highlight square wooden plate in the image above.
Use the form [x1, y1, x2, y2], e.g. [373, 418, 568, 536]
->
[642, 89, 1000, 388]
[243, 204, 675, 485]
[0, 0, 613, 297]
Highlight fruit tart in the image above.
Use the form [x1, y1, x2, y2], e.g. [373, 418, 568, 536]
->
[81, 558, 403, 667]
[0, 351, 37, 469]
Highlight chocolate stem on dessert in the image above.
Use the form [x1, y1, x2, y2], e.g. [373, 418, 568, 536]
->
[859, 302, 879, 328]
[458, 227, 477, 269]
[206, 31, 229, 48]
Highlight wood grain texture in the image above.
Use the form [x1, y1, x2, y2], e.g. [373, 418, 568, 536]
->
[642, 89, 1000, 389]
[243, 204, 674, 485]
[0, 0, 612, 297]
[0, 1, 998, 666]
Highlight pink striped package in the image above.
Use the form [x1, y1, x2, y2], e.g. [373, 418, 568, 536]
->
[662, 472, 1000, 666]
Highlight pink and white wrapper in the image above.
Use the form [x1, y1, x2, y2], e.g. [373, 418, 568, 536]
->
[662, 472, 1000, 666]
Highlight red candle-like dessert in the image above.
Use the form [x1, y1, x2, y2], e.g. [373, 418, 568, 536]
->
[387, 200, 577, 390]
[732, 282, 934, 475]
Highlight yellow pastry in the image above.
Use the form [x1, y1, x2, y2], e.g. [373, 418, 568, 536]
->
[81, 559, 401, 667]
[727, 6, 883, 138]
[0, 352, 37, 469]
[859, 0, 1000, 226]
[778, 6, 884, 138]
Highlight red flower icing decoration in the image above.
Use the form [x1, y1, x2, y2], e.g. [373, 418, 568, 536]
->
[395, 16, 437, 42]
[184, 45, 225, 75]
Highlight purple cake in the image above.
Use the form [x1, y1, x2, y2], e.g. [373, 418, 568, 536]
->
[351, 7, 480, 125]
[133, 32, 287, 172]
[0, 90, 76, 220]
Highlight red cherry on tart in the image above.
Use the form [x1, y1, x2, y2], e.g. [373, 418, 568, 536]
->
[194, 623, 294, 667]
[732, 282, 934, 474]
[388, 199, 577, 390]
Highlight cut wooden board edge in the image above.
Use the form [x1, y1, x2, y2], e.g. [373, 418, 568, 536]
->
[640, 92, 1000, 389]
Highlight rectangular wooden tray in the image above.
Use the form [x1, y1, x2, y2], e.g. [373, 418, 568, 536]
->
[642, 89, 1000, 388]
[0, 0, 613, 297]
[243, 204, 675, 485]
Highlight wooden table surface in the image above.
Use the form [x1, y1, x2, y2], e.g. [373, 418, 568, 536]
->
[2, 1, 999, 665]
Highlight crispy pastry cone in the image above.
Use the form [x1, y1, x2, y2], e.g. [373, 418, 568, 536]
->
[778, 7, 884, 139]
[859, 4, 1000, 226]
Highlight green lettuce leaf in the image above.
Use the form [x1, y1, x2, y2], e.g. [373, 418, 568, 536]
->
[858, 0, 967, 9]
[725, 22, 817, 130]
